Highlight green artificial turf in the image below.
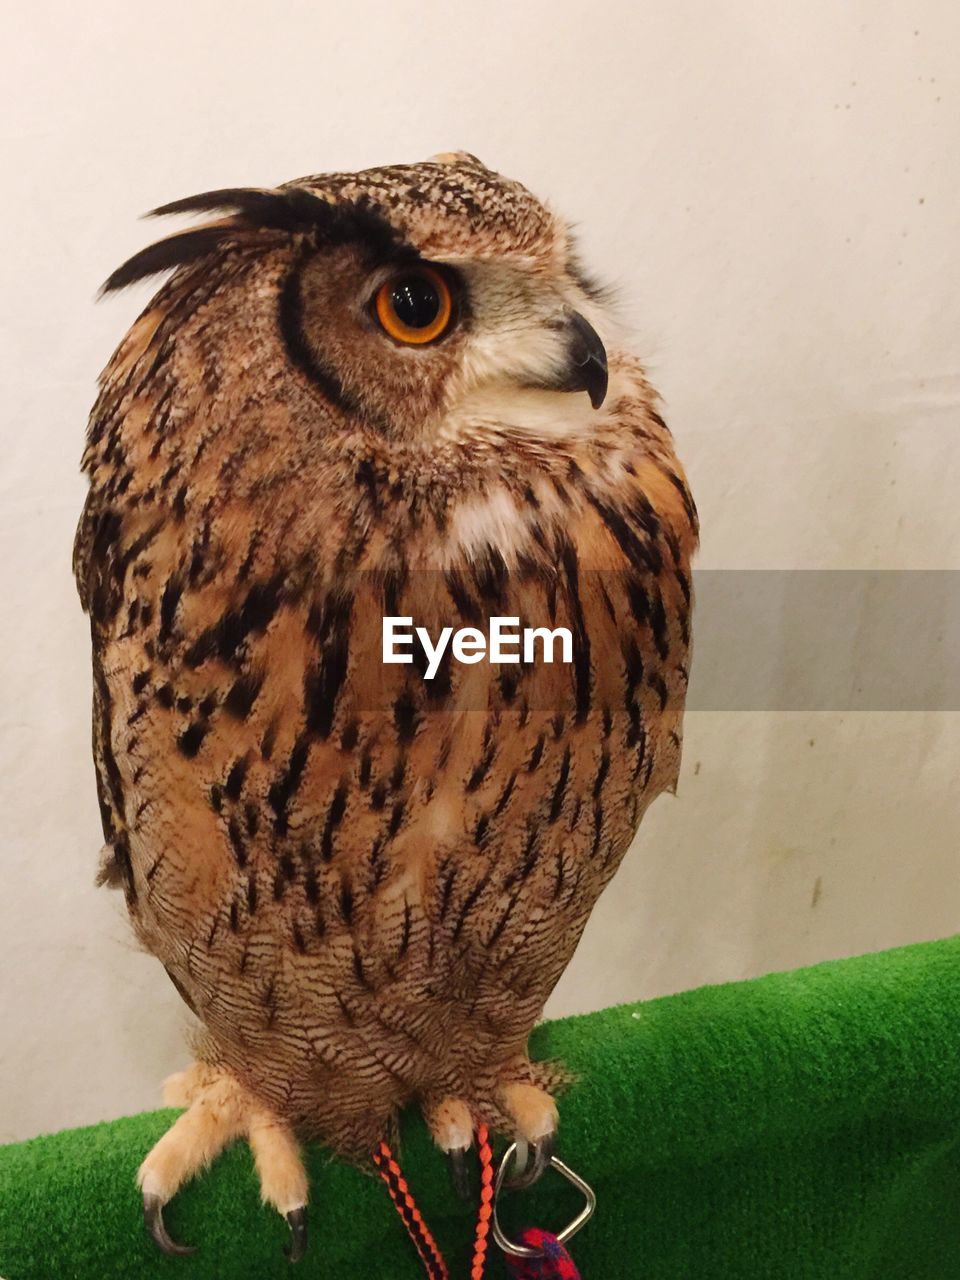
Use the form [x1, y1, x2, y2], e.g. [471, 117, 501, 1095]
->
[3, 936, 960, 1279]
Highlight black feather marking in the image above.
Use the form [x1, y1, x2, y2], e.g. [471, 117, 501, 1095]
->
[104, 186, 408, 296]
[389, 754, 407, 791]
[279, 259, 363, 415]
[650, 587, 670, 660]
[452, 874, 490, 941]
[438, 862, 457, 920]
[358, 751, 372, 789]
[486, 892, 520, 949]
[466, 739, 497, 793]
[587, 494, 663, 575]
[665, 469, 700, 533]
[149, 187, 310, 223]
[679, 606, 691, 648]
[552, 851, 567, 901]
[629, 713, 647, 760]
[388, 799, 405, 839]
[273, 856, 293, 901]
[444, 570, 483, 626]
[548, 747, 572, 823]
[626, 577, 650, 626]
[499, 668, 519, 705]
[223, 671, 264, 719]
[227, 816, 247, 867]
[185, 574, 285, 668]
[623, 637, 645, 700]
[393, 689, 420, 744]
[304, 594, 352, 738]
[109, 836, 135, 903]
[304, 866, 319, 905]
[592, 800, 605, 858]
[224, 757, 248, 801]
[158, 574, 185, 645]
[150, 186, 405, 256]
[268, 735, 311, 835]
[352, 950, 371, 990]
[260, 719, 278, 760]
[494, 771, 517, 817]
[649, 672, 669, 712]
[177, 720, 209, 758]
[593, 748, 611, 800]
[626, 695, 644, 750]
[513, 823, 540, 883]
[475, 545, 508, 606]
[368, 836, 386, 886]
[100, 226, 240, 294]
[398, 898, 413, 958]
[206, 912, 220, 948]
[663, 526, 682, 564]
[321, 783, 349, 859]
[340, 880, 354, 925]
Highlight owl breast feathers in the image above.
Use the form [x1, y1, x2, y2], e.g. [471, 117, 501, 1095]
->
[75, 153, 697, 1157]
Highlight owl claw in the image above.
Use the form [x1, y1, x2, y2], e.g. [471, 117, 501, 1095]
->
[284, 1206, 308, 1262]
[446, 1146, 473, 1201]
[507, 1132, 555, 1191]
[143, 1192, 196, 1256]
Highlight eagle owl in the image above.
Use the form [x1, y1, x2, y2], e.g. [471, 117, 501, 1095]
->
[74, 152, 697, 1259]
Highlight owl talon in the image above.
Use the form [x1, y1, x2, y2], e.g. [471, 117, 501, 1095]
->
[284, 1207, 308, 1262]
[143, 1192, 196, 1256]
[446, 1146, 473, 1201]
[507, 1131, 555, 1191]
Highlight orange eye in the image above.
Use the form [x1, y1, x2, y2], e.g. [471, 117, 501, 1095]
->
[374, 266, 454, 345]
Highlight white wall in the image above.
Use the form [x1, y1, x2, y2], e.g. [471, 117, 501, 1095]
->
[1, 0, 958, 1144]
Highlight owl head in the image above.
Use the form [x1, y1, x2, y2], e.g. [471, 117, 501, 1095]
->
[103, 153, 610, 440]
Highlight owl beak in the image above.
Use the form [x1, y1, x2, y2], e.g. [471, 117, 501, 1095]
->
[548, 311, 609, 409]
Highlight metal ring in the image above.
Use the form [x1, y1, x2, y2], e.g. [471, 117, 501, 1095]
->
[491, 1141, 597, 1260]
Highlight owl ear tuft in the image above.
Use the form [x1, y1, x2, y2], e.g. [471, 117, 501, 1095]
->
[100, 186, 408, 294]
[99, 224, 242, 294]
[148, 186, 334, 232]
[148, 186, 402, 253]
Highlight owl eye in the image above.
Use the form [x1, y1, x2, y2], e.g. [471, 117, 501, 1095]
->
[373, 267, 454, 345]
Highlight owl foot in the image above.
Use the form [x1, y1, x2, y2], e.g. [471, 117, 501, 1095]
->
[497, 1080, 558, 1190]
[423, 1096, 475, 1200]
[138, 1063, 309, 1261]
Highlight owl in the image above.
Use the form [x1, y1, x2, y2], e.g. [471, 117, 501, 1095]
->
[74, 152, 697, 1260]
